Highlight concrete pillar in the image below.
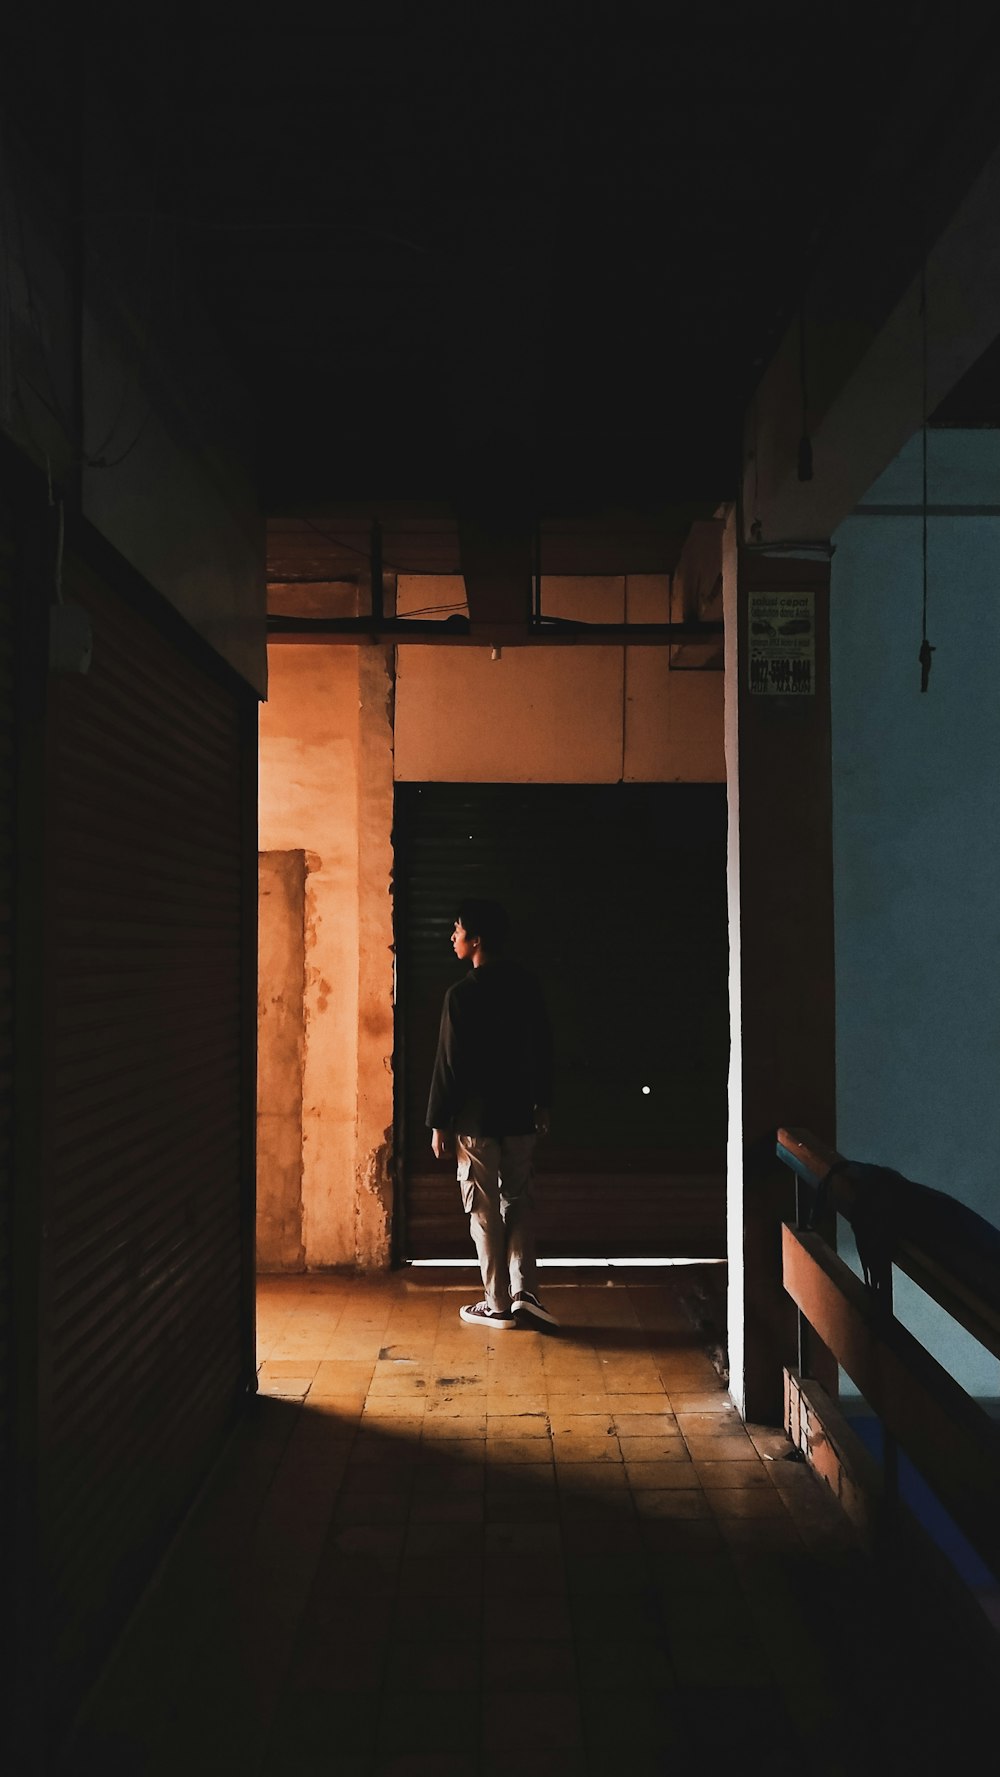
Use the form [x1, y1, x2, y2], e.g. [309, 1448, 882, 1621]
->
[257, 851, 306, 1270]
[725, 527, 837, 1422]
[354, 644, 396, 1268]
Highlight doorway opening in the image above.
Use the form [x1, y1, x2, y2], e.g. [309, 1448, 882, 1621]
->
[393, 781, 729, 1262]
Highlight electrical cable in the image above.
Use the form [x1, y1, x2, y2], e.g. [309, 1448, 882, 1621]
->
[620, 573, 628, 782]
[43, 453, 65, 605]
[0, 172, 11, 431]
[797, 298, 813, 482]
[295, 515, 470, 602]
[918, 259, 935, 693]
[54, 494, 64, 604]
[300, 515, 405, 573]
[749, 389, 762, 543]
[396, 602, 468, 617]
[292, 517, 472, 617]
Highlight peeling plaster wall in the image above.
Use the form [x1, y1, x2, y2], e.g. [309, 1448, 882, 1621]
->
[257, 851, 306, 1270]
[259, 646, 396, 1269]
[355, 646, 396, 1268]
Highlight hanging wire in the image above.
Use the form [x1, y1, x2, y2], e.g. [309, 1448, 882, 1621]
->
[749, 389, 762, 543]
[0, 196, 11, 432]
[395, 601, 468, 617]
[797, 297, 813, 482]
[54, 495, 65, 604]
[667, 569, 673, 676]
[620, 574, 629, 782]
[43, 455, 65, 606]
[292, 516, 471, 617]
[919, 260, 935, 692]
[301, 515, 404, 573]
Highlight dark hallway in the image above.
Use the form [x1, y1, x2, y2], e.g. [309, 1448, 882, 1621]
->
[59, 1271, 994, 1777]
[4, 12, 1000, 1774]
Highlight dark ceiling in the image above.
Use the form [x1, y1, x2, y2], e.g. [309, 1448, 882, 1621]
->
[6, 6, 998, 538]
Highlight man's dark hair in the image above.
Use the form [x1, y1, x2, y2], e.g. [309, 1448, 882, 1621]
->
[456, 896, 509, 952]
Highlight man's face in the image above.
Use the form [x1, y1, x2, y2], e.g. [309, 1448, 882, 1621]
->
[452, 919, 477, 961]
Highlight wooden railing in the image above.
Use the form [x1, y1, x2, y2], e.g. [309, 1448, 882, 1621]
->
[775, 1126, 1000, 1589]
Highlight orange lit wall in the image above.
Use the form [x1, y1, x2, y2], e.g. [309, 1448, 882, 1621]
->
[393, 575, 724, 781]
[258, 645, 394, 1270]
[258, 580, 723, 1272]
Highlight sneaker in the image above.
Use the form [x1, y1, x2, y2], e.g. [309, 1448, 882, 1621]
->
[511, 1291, 559, 1328]
[459, 1299, 516, 1329]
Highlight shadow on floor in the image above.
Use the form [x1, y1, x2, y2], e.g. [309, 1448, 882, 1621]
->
[53, 1272, 993, 1777]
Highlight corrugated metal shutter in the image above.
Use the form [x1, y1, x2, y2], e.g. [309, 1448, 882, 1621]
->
[41, 544, 252, 1746]
[0, 499, 14, 1612]
[395, 782, 728, 1259]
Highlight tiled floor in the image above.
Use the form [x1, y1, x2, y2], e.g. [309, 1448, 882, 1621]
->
[64, 1269, 991, 1776]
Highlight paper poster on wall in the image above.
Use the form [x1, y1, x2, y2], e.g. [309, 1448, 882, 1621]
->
[748, 590, 815, 695]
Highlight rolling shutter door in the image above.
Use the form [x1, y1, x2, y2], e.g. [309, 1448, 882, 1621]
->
[395, 782, 728, 1259]
[0, 501, 13, 1629]
[41, 544, 253, 1748]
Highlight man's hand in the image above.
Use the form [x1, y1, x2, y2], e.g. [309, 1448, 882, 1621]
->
[534, 1106, 550, 1137]
[431, 1128, 451, 1160]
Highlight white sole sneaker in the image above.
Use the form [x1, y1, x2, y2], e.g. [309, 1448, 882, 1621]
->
[511, 1293, 559, 1328]
[459, 1301, 517, 1329]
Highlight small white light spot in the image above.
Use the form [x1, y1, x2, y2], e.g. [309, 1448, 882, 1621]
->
[641, 1085, 651, 1095]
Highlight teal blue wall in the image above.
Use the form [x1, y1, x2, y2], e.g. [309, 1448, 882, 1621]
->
[831, 429, 1000, 1398]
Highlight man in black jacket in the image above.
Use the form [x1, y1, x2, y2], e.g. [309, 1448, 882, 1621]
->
[427, 897, 557, 1329]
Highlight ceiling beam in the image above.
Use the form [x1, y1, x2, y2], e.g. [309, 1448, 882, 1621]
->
[266, 616, 723, 647]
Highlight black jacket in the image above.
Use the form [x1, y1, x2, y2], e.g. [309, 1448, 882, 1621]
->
[426, 959, 553, 1137]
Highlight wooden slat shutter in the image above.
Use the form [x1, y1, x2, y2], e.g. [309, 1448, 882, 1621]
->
[40, 544, 253, 1749]
[394, 782, 728, 1260]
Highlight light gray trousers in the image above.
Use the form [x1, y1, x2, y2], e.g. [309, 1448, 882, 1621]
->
[456, 1133, 538, 1313]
